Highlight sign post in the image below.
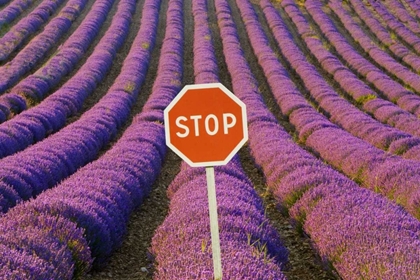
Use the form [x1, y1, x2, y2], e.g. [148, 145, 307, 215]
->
[206, 166, 222, 280]
[164, 83, 248, 280]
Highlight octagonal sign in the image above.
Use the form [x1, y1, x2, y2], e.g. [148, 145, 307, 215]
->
[164, 83, 248, 167]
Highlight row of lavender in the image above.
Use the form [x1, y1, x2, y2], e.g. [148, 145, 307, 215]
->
[280, 0, 420, 162]
[0, 0, 37, 26]
[382, 0, 420, 34]
[0, 0, 115, 121]
[367, 0, 420, 54]
[0, 0, 68, 62]
[268, 0, 420, 223]
[0, 0, 168, 278]
[234, 0, 420, 278]
[0, 0, 156, 213]
[0, 0, 131, 157]
[0, 0, 88, 95]
[306, 0, 420, 118]
[274, 0, 420, 156]
[151, 0, 288, 278]
[295, 0, 420, 142]
[346, 0, 420, 72]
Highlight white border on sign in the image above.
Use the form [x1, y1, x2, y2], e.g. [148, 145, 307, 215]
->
[164, 83, 248, 167]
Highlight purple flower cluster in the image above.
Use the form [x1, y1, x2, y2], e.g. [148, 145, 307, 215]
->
[151, 1, 288, 278]
[305, 0, 420, 116]
[232, 1, 420, 278]
[0, 0, 87, 92]
[0, 0, 115, 120]
[0, 0, 134, 156]
[0, 0, 37, 26]
[0, 0, 159, 213]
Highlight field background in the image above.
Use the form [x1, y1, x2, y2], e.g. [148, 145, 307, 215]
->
[1, 0, 420, 279]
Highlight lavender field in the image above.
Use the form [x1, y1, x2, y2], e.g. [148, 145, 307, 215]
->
[0, 0, 420, 279]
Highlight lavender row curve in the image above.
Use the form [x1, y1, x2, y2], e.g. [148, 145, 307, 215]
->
[329, 0, 420, 79]
[324, 0, 420, 96]
[151, 0, 288, 278]
[0, 0, 87, 93]
[0, 0, 115, 121]
[0, 0, 159, 213]
[262, 0, 420, 220]
[305, 0, 420, 117]
[381, 0, 420, 34]
[279, 0, 420, 158]
[402, 0, 420, 20]
[0, 0, 182, 276]
[0, 0, 66, 59]
[269, 0, 420, 158]
[348, 0, 420, 73]
[367, 0, 420, 54]
[235, 0, 420, 278]
[0, 0, 132, 157]
[328, 0, 420, 140]
[0, 0, 37, 26]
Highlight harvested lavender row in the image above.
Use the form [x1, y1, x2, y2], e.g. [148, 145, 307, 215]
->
[0, 0, 66, 61]
[266, 0, 420, 155]
[0, 0, 133, 157]
[152, 0, 288, 278]
[305, 0, 420, 116]
[0, 0, 159, 213]
[234, 0, 420, 278]
[264, 0, 420, 220]
[381, 0, 420, 33]
[348, 0, 420, 73]
[0, 0, 183, 276]
[367, 0, 420, 53]
[0, 0, 115, 120]
[0, 0, 37, 26]
[0, 0, 87, 93]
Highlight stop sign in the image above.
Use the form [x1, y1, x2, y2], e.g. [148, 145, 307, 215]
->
[164, 83, 248, 167]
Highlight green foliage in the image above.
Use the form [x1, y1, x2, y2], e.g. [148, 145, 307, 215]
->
[355, 94, 376, 105]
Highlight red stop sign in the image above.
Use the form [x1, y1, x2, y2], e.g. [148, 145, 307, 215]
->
[164, 83, 248, 167]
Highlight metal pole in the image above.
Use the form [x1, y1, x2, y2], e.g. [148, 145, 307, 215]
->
[205, 166, 222, 280]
